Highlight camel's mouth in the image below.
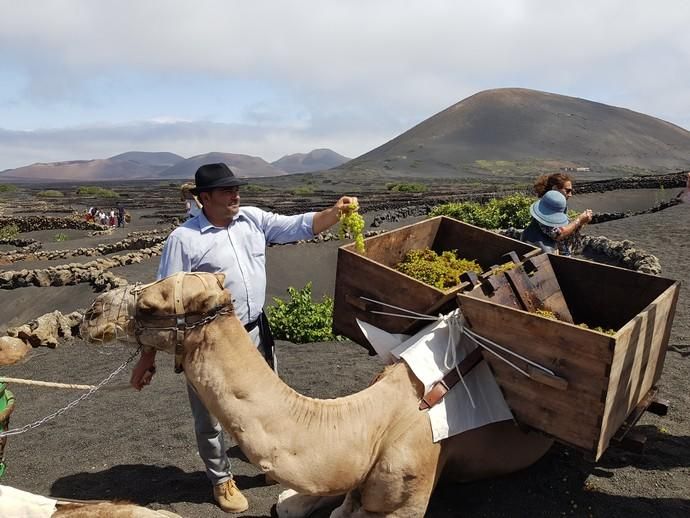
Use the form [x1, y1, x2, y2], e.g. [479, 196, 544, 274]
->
[80, 287, 135, 345]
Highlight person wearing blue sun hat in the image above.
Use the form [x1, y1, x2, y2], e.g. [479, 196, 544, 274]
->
[521, 190, 592, 254]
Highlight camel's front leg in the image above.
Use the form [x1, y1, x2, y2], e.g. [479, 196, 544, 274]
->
[276, 489, 345, 517]
[329, 441, 440, 517]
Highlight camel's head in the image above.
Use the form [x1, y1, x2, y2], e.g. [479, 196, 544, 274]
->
[81, 272, 231, 354]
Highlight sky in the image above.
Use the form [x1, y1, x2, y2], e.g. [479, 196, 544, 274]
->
[1, 0, 689, 171]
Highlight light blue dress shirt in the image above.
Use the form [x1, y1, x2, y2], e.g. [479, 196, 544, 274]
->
[157, 207, 315, 325]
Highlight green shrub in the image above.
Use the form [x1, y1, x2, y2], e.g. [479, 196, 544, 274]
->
[267, 283, 341, 343]
[0, 184, 17, 193]
[54, 232, 68, 242]
[429, 193, 534, 229]
[292, 186, 314, 195]
[243, 184, 270, 193]
[76, 186, 119, 198]
[386, 182, 427, 193]
[0, 224, 20, 240]
[37, 190, 64, 198]
[489, 193, 534, 228]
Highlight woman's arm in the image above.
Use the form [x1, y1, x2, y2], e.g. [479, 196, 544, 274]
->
[555, 209, 593, 241]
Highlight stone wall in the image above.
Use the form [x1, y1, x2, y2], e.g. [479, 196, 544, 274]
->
[498, 228, 661, 275]
[0, 215, 104, 232]
[0, 230, 168, 264]
[0, 244, 164, 292]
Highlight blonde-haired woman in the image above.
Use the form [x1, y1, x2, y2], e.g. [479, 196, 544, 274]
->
[180, 182, 203, 219]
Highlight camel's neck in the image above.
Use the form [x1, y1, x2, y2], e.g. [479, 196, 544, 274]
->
[183, 314, 422, 493]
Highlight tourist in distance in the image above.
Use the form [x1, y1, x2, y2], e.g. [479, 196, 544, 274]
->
[180, 182, 203, 219]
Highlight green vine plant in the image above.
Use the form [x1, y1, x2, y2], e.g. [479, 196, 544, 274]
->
[429, 193, 534, 229]
[267, 282, 343, 343]
[430, 193, 582, 230]
[0, 224, 20, 240]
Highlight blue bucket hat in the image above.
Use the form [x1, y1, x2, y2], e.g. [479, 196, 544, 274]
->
[530, 190, 569, 226]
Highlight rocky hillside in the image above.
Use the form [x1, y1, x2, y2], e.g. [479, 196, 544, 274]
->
[342, 88, 690, 179]
[271, 148, 350, 173]
[157, 152, 287, 179]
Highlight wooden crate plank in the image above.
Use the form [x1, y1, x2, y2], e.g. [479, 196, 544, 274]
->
[597, 283, 680, 457]
[504, 396, 599, 451]
[333, 216, 541, 349]
[550, 254, 675, 330]
[433, 217, 538, 268]
[469, 273, 521, 309]
[457, 294, 615, 364]
[485, 353, 609, 402]
[504, 267, 544, 313]
[333, 248, 442, 345]
[488, 361, 604, 422]
[361, 217, 440, 266]
[651, 282, 680, 385]
[522, 255, 574, 323]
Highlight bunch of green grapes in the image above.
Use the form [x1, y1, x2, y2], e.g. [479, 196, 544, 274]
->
[394, 248, 482, 290]
[339, 202, 366, 253]
[535, 310, 616, 335]
[578, 322, 616, 335]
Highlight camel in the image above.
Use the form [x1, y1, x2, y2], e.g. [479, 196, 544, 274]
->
[81, 272, 553, 517]
[53, 501, 182, 517]
[0, 490, 182, 517]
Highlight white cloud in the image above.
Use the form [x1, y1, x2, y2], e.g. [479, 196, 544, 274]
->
[0, 0, 689, 169]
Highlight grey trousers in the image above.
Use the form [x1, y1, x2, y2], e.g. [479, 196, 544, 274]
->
[186, 325, 265, 485]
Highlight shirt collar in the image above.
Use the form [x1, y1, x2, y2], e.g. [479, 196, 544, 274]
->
[197, 209, 246, 233]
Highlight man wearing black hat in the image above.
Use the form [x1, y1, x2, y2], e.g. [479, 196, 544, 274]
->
[130, 162, 357, 513]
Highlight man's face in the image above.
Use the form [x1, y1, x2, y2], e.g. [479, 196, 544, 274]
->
[201, 186, 241, 222]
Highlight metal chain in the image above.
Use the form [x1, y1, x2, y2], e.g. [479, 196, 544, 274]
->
[137, 306, 233, 333]
[0, 344, 143, 439]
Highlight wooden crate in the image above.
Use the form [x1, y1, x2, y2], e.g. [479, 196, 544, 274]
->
[456, 254, 680, 460]
[332, 216, 539, 350]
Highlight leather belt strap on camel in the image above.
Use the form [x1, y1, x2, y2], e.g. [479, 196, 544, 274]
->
[133, 272, 234, 374]
[418, 347, 484, 410]
[173, 272, 186, 373]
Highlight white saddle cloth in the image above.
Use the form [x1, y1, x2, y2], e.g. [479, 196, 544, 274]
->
[0, 485, 57, 518]
[358, 310, 513, 442]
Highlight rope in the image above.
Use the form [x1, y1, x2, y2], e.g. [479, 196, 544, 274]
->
[442, 311, 476, 408]
[360, 296, 557, 382]
[0, 344, 142, 439]
[0, 377, 96, 390]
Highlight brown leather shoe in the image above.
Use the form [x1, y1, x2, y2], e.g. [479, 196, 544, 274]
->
[213, 479, 249, 513]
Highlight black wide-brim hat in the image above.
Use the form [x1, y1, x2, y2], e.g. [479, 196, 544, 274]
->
[190, 163, 248, 195]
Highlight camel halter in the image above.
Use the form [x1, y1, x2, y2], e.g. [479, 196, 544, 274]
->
[133, 272, 234, 373]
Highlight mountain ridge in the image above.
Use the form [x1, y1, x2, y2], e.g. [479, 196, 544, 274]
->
[3, 88, 689, 182]
[342, 88, 690, 178]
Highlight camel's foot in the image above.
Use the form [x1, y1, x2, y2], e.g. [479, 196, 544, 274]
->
[329, 489, 432, 518]
[276, 489, 343, 517]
